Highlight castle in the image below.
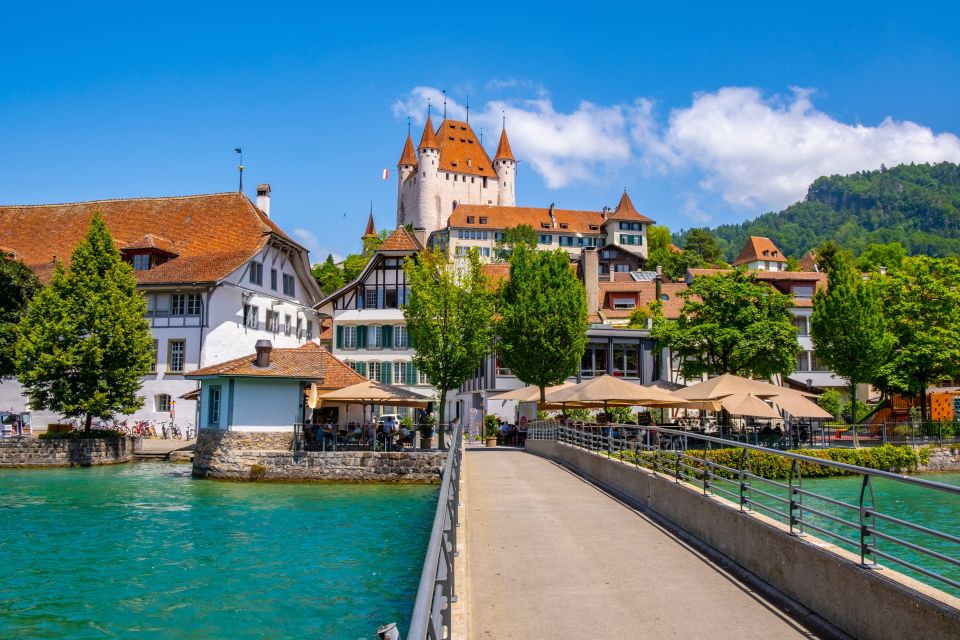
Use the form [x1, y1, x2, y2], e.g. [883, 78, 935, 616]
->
[396, 116, 516, 234]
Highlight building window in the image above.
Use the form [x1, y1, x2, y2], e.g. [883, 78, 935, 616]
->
[496, 357, 512, 377]
[393, 361, 407, 385]
[167, 339, 185, 373]
[393, 325, 408, 349]
[792, 285, 814, 299]
[612, 297, 636, 310]
[307, 320, 314, 339]
[580, 344, 608, 377]
[479, 217, 487, 224]
[155, 394, 171, 412]
[132, 254, 151, 271]
[466, 216, 475, 223]
[343, 325, 358, 349]
[173, 294, 201, 316]
[296, 318, 303, 338]
[171, 294, 185, 316]
[283, 274, 295, 296]
[149, 339, 158, 373]
[270, 268, 278, 291]
[284, 314, 292, 335]
[792, 315, 809, 335]
[615, 264, 631, 272]
[365, 288, 378, 309]
[186, 294, 201, 316]
[384, 288, 399, 308]
[266, 310, 281, 332]
[370, 325, 382, 349]
[418, 369, 430, 385]
[538, 234, 553, 244]
[811, 351, 830, 372]
[243, 305, 259, 329]
[368, 361, 381, 381]
[208, 385, 221, 426]
[249, 261, 263, 286]
[796, 351, 811, 372]
[612, 343, 640, 378]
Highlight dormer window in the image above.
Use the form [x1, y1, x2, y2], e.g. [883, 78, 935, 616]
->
[479, 217, 488, 224]
[132, 254, 151, 271]
[560, 223, 569, 229]
[121, 234, 177, 272]
[589, 225, 600, 231]
[466, 216, 475, 224]
[540, 222, 551, 229]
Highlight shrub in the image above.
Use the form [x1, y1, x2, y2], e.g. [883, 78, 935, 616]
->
[38, 428, 125, 440]
[249, 464, 267, 479]
[483, 414, 500, 439]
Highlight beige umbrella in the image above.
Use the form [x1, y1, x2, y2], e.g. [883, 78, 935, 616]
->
[488, 381, 574, 403]
[317, 380, 432, 407]
[547, 375, 684, 406]
[674, 373, 816, 400]
[769, 394, 833, 419]
[719, 393, 781, 419]
[307, 383, 321, 409]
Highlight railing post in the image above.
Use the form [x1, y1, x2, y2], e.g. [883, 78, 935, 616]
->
[788, 459, 804, 535]
[859, 474, 877, 567]
[739, 448, 751, 512]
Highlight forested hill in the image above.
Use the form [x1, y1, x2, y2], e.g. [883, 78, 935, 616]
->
[706, 162, 960, 260]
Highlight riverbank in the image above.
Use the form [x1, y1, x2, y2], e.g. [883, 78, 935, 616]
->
[0, 436, 134, 467]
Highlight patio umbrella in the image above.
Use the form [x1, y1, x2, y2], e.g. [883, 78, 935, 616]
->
[317, 380, 432, 407]
[719, 393, 781, 419]
[487, 381, 575, 402]
[546, 375, 684, 411]
[674, 373, 816, 401]
[768, 394, 833, 419]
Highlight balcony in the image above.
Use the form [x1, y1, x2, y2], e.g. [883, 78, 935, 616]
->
[146, 310, 203, 328]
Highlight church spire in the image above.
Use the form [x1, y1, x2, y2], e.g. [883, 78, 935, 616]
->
[363, 205, 377, 239]
[418, 115, 440, 151]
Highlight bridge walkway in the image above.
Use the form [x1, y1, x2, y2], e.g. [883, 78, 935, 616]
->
[463, 447, 821, 639]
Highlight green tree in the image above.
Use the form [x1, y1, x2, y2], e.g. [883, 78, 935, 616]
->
[856, 242, 907, 273]
[403, 248, 494, 446]
[651, 271, 799, 379]
[646, 224, 705, 280]
[16, 213, 154, 432]
[874, 256, 960, 422]
[817, 389, 842, 421]
[814, 241, 853, 276]
[341, 253, 370, 284]
[498, 245, 589, 405]
[810, 264, 894, 444]
[647, 225, 674, 253]
[0, 252, 40, 378]
[493, 224, 537, 262]
[311, 254, 345, 295]
[682, 228, 722, 263]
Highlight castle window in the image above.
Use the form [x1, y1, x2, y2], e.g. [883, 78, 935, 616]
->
[445, 173, 449, 180]
[471, 177, 475, 183]
[483, 177, 488, 188]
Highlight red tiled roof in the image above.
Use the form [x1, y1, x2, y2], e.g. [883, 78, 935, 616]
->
[450, 204, 606, 234]
[418, 116, 440, 150]
[0, 192, 299, 285]
[122, 233, 178, 255]
[481, 263, 510, 291]
[494, 128, 515, 161]
[599, 281, 688, 320]
[733, 236, 788, 266]
[380, 227, 422, 251]
[398, 132, 418, 167]
[186, 342, 365, 388]
[608, 191, 654, 223]
[319, 318, 333, 341]
[436, 119, 497, 178]
[798, 250, 818, 272]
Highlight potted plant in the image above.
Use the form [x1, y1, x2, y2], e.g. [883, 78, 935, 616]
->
[484, 414, 500, 448]
[418, 414, 435, 449]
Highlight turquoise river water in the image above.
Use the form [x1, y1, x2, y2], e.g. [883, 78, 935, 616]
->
[0, 463, 438, 639]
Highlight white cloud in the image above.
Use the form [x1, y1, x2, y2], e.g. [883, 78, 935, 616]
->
[293, 228, 342, 264]
[394, 85, 960, 209]
[651, 87, 960, 209]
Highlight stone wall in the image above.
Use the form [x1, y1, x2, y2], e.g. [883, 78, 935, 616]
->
[920, 446, 960, 472]
[192, 428, 446, 482]
[0, 437, 134, 467]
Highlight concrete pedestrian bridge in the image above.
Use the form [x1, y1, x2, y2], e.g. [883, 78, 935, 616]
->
[452, 438, 960, 640]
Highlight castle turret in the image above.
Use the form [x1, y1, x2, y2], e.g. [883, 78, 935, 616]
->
[494, 126, 516, 207]
[396, 132, 417, 226]
[416, 116, 441, 232]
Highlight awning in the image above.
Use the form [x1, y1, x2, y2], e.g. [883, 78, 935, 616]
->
[317, 380, 432, 407]
[769, 394, 833, 419]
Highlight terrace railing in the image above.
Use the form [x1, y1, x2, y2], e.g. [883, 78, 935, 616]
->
[528, 420, 960, 596]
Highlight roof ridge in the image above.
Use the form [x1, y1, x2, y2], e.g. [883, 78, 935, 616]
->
[0, 192, 246, 209]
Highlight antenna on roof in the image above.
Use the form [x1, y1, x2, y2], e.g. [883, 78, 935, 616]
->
[480, 127, 483, 145]
[407, 117, 411, 135]
[235, 148, 243, 193]
[442, 90, 447, 120]
[427, 98, 431, 120]
[466, 95, 470, 123]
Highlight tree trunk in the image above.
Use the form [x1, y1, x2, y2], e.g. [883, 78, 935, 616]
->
[85, 413, 93, 434]
[539, 385, 546, 417]
[849, 382, 859, 448]
[438, 388, 447, 450]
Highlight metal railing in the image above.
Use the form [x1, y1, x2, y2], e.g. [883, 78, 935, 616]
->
[378, 421, 462, 640]
[528, 420, 960, 596]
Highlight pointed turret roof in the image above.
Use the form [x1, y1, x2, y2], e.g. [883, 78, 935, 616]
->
[494, 127, 515, 161]
[418, 116, 440, 151]
[363, 210, 377, 239]
[607, 190, 654, 223]
[380, 227, 422, 252]
[398, 132, 417, 167]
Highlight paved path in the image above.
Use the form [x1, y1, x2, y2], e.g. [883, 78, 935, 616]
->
[463, 447, 818, 640]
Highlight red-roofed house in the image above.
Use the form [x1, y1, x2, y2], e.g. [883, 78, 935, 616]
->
[732, 236, 789, 271]
[0, 190, 323, 429]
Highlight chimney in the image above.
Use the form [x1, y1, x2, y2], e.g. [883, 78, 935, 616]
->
[254, 340, 273, 368]
[655, 265, 663, 302]
[583, 248, 599, 318]
[549, 203, 556, 229]
[256, 183, 271, 217]
[602, 206, 610, 221]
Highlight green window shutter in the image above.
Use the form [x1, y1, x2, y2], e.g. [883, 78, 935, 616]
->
[358, 325, 368, 349]
[357, 361, 367, 376]
[381, 361, 392, 384]
[382, 325, 393, 349]
[407, 361, 415, 385]
[336, 326, 343, 349]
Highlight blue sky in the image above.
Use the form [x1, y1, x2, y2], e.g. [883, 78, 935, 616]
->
[3, 1, 960, 261]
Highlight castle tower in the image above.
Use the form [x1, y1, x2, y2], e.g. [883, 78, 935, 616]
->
[396, 131, 417, 226]
[416, 116, 441, 232]
[494, 126, 516, 207]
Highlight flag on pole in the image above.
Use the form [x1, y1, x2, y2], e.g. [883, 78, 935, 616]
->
[382, 169, 389, 180]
